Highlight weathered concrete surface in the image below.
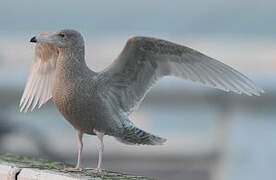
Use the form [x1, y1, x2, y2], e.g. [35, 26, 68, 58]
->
[0, 153, 153, 180]
[0, 163, 21, 180]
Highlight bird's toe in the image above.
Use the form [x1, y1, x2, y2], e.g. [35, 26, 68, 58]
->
[89, 168, 104, 173]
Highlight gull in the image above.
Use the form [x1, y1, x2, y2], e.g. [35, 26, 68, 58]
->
[19, 29, 263, 172]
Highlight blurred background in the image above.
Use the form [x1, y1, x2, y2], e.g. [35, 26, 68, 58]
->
[0, 0, 276, 179]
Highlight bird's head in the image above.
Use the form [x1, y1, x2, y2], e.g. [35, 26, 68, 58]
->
[30, 29, 84, 48]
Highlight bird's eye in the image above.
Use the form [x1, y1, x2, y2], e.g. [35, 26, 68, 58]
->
[58, 33, 65, 38]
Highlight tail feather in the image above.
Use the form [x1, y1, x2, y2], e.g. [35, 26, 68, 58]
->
[116, 125, 166, 145]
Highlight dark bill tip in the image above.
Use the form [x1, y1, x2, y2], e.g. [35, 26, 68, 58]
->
[30, 36, 37, 43]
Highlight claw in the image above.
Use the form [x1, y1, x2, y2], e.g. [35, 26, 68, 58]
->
[90, 168, 103, 173]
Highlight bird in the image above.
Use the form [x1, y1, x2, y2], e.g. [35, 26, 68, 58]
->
[19, 29, 263, 172]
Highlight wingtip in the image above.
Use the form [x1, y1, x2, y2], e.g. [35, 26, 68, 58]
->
[253, 86, 265, 96]
[160, 137, 167, 145]
[245, 88, 265, 97]
[19, 107, 26, 113]
[152, 137, 167, 145]
[260, 88, 265, 94]
[257, 89, 265, 96]
[19, 104, 30, 113]
[19, 105, 24, 113]
[255, 92, 261, 96]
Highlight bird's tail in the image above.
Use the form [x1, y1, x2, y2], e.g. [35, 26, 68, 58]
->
[115, 124, 166, 145]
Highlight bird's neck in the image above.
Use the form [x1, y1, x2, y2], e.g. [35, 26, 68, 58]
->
[56, 45, 88, 81]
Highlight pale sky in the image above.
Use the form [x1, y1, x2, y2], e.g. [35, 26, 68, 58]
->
[0, 0, 276, 36]
[0, 0, 275, 83]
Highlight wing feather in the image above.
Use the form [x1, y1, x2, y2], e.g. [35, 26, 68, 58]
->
[101, 36, 263, 115]
[20, 42, 59, 112]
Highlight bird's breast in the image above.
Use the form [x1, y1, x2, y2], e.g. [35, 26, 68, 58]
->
[52, 78, 100, 132]
[52, 81, 75, 117]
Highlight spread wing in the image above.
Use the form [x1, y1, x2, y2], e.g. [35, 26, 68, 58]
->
[101, 36, 264, 115]
[20, 42, 59, 112]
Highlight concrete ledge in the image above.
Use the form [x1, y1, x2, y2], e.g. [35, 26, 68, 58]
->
[0, 153, 152, 180]
[0, 164, 21, 180]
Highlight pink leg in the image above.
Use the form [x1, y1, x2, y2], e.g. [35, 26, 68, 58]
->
[60, 130, 83, 172]
[91, 129, 104, 173]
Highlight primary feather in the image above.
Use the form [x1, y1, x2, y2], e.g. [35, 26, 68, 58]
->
[20, 42, 59, 112]
[101, 36, 264, 115]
